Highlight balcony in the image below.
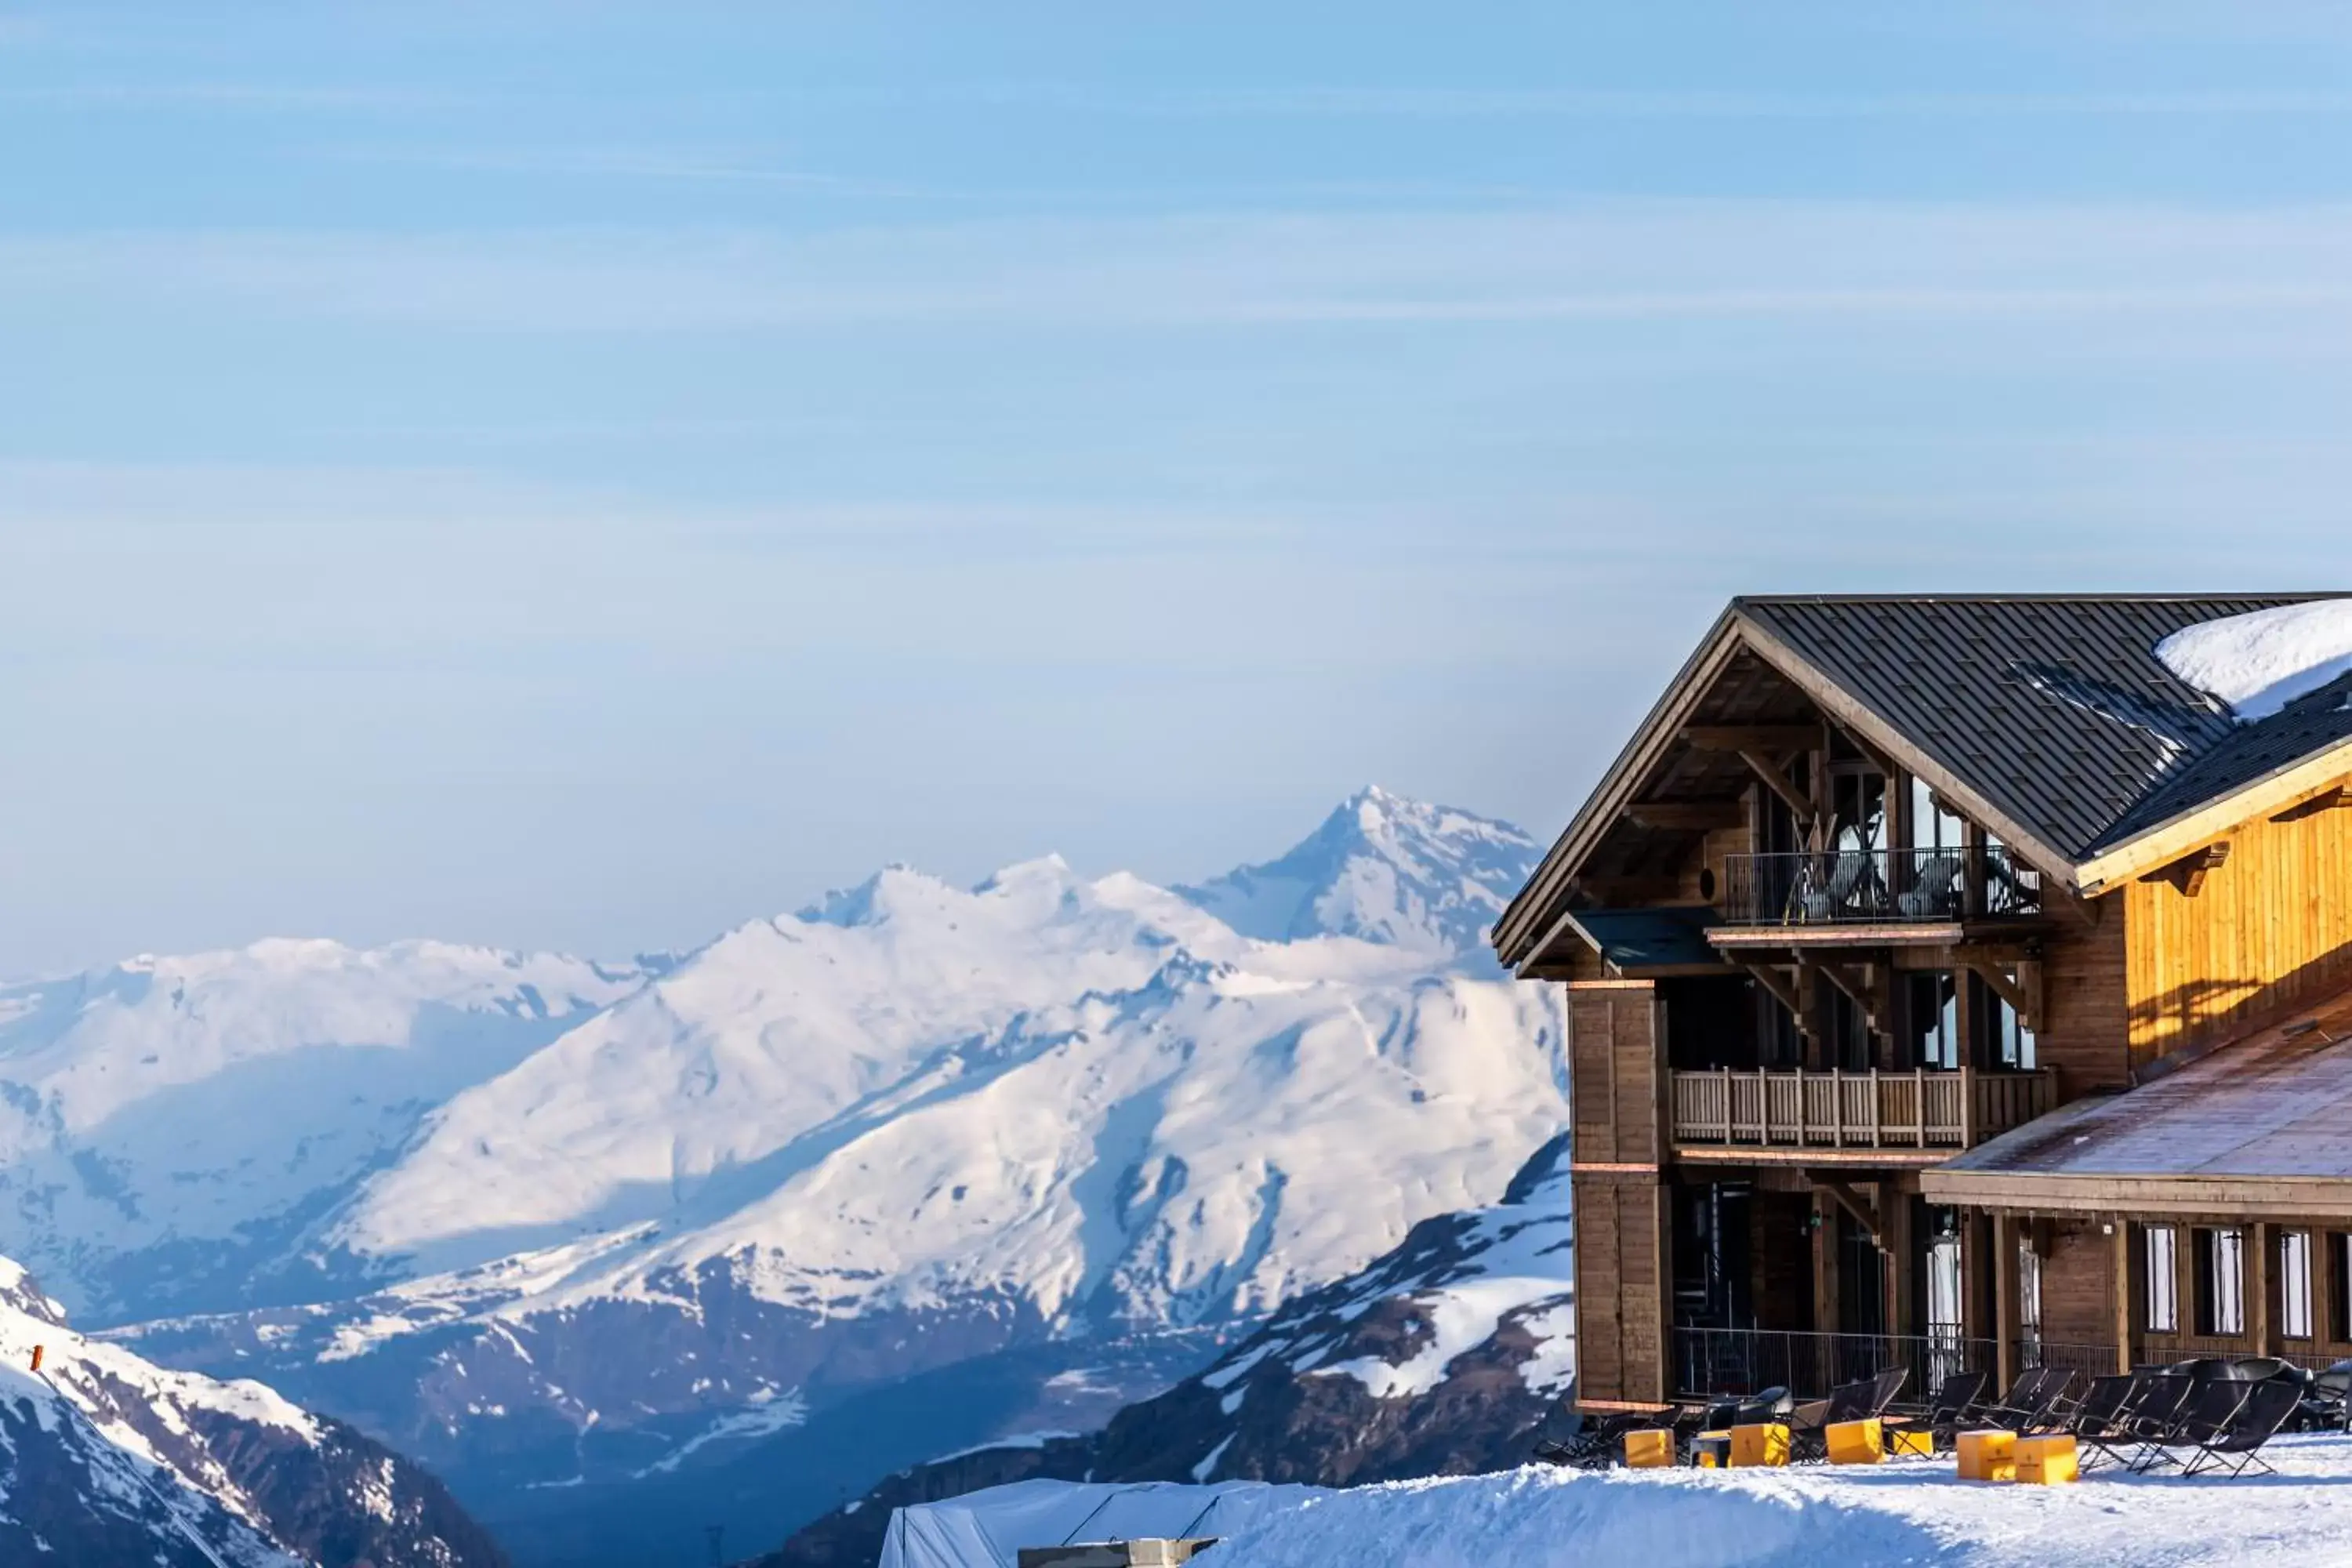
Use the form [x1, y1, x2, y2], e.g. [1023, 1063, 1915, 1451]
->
[1719, 845, 2042, 928]
[1670, 1066, 2054, 1156]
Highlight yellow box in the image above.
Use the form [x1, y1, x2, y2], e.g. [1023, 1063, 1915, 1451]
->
[1825, 1417, 1884, 1465]
[1956, 1428, 2016, 1483]
[2016, 1434, 2078, 1485]
[1887, 1426, 1936, 1460]
[1624, 1428, 1675, 1468]
[1693, 1432, 1732, 1469]
[1730, 1422, 1791, 1468]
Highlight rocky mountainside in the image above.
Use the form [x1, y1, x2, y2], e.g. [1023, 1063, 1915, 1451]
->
[760, 1136, 1577, 1568]
[0, 1255, 506, 1568]
[9, 789, 1563, 1566]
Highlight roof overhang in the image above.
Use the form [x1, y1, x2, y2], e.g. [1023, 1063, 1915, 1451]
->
[1918, 1168, 2352, 1218]
[2074, 735, 2352, 895]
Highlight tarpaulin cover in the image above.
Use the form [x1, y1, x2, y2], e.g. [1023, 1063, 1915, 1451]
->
[875, 1478, 1327, 1568]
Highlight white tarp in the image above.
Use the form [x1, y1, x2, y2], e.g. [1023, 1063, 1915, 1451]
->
[876, 1478, 1327, 1568]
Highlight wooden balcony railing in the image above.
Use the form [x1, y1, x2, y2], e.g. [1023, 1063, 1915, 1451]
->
[1670, 1066, 2054, 1152]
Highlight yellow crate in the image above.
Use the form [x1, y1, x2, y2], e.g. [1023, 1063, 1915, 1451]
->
[1624, 1428, 1675, 1468]
[1692, 1431, 1732, 1469]
[1887, 1426, 1936, 1460]
[1730, 1422, 1791, 1468]
[2016, 1434, 2079, 1485]
[1825, 1417, 1884, 1465]
[1956, 1428, 2016, 1483]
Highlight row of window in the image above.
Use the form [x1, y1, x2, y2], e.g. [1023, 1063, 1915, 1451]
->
[2143, 1225, 2351, 1341]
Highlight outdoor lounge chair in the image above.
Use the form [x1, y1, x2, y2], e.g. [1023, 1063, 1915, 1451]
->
[2106, 1374, 2194, 1473]
[2182, 1377, 2302, 1479]
[1982, 1366, 2076, 1432]
[2132, 1380, 2254, 1474]
[1896, 853, 1962, 918]
[1787, 1378, 1877, 1464]
[1887, 1369, 1987, 1453]
[1534, 1410, 1658, 1469]
[2056, 1374, 2143, 1471]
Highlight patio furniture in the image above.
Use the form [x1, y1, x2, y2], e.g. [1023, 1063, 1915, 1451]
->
[1956, 1428, 2016, 1482]
[2132, 1381, 2252, 1475]
[2181, 1378, 2303, 1479]
[1788, 1379, 1876, 1464]
[2106, 1374, 2194, 1474]
[1887, 1369, 1987, 1454]
[2055, 1374, 2141, 1471]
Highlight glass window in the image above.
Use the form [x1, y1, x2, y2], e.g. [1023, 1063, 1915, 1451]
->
[1907, 971, 1960, 1070]
[2147, 1225, 2178, 1333]
[2338, 1235, 2352, 1343]
[2018, 1236, 2044, 1363]
[2197, 1228, 2246, 1337]
[1907, 778, 1967, 851]
[2282, 1232, 2315, 1341]
[1969, 976, 2037, 1071]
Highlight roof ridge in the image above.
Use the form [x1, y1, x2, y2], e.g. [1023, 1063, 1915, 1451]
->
[1730, 592, 2350, 607]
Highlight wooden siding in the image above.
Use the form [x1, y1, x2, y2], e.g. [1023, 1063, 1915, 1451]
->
[1570, 1171, 1668, 1405]
[2036, 1217, 2120, 1357]
[2125, 782, 2352, 1066]
[2034, 910, 2131, 1094]
[1569, 983, 1664, 1166]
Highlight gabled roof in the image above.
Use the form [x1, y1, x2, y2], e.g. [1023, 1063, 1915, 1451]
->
[1494, 593, 2352, 969]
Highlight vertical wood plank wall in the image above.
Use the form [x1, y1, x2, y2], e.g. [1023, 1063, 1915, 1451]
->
[2125, 785, 2352, 1066]
[2033, 913, 2132, 1094]
[1567, 982, 1670, 1404]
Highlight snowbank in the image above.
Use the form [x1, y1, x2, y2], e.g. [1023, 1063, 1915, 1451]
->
[1211, 1437, 2352, 1567]
[2156, 600, 2352, 721]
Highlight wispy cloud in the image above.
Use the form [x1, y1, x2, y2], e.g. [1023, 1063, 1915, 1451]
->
[16, 201, 2352, 334]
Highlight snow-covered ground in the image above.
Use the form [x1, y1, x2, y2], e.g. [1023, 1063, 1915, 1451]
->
[1211, 1439, 2352, 1567]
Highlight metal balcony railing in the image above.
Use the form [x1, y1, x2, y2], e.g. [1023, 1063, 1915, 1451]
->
[1721, 845, 2042, 927]
[1670, 1066, 2053, 1152]
[1674, 1327, 1994, 1403]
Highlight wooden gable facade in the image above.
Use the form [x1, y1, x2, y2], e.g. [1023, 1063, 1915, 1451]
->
[1495, 594, 2352, 1410]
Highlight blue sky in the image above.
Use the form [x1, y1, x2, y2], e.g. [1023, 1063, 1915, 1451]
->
[6, 3, 2352, 973]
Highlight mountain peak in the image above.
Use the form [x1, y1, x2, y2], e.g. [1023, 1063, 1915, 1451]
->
[1177, 789, 1539, 960]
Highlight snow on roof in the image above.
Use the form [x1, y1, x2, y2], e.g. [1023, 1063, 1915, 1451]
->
[1209, 1438, 2352, 1567]
[2156, 598, 2352, 722]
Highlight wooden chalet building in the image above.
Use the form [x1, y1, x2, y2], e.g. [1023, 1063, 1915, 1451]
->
[1491, 593, 2352, 1414]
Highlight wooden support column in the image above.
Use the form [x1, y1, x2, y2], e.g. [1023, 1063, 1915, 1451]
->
[1883, 1185, 1915, 1339]
[1813, 1203, 1840, 1337]
[2112, 1220, 2134, 1374]
[1993, 1211, 2017, 1392]
[2250, 1221, 2271, 1356]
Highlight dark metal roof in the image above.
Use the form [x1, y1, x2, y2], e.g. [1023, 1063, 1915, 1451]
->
[1733, 594, 2352, 862]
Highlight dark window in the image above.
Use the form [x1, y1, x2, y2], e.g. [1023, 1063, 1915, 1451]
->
[1905, 971, 1959, 1070]
[2334, 1235, 2352, 1344]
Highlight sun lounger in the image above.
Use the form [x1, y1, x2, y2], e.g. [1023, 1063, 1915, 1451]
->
[2181, 1378, 2301, 1479]
[1885, 1370, 1987, 1454]
[2106, 1374, 2194, 1473]
[2132, 1380, 2252, 1474]
[2055, 1374, 2142, 1471]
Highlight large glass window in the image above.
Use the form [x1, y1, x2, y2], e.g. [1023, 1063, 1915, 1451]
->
[1833, 769, 1889, 855]
[2282, 1231, 2315, 1341]
[2018, 1236, 2044, 1364]
[1926, 1210, 1965, 1389]
[2196, 1228, 2246, 1337]
[2146, 1225, 2179, 1333]
[2337, 1234, 2352, 1343]
[1968, 975, 2037, 1071]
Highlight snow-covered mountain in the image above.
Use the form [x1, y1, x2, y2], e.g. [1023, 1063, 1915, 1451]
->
[0, 941, 659, 1321]
[12, 789, 1562, 1565]
[765, 1134, 1577, 1568]
[1178, 786, 1540, 960]
[0, 1255, 504, 1567]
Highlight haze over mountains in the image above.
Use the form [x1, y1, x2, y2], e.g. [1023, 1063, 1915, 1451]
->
[0, 788, 1570, 1565]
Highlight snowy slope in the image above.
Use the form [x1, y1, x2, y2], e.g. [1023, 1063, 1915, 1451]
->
[0, 940, 656, 1320]
[1208, 1440, 2352, 1567]
[0, 1255, 504, 1567]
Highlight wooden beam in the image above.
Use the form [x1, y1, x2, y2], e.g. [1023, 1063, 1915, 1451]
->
[1737, 749, 1815, 820]
[1571, 874, 1686, 903]
[1681, 724, 1820, 753]
[2272, 786, 2352, 824]
[1624, 800, 1745, 832]
[1732, 957, 1803, 1020]
[2111, 1218, 2132, 1375]
[1993, 1211, 2017, 1395]
[1815, 1177, 1882, 1247]
[2140, 841, 2231, 898]
[1803, 956, 1886, 1033]
[1956, 953, 2041, 1033]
